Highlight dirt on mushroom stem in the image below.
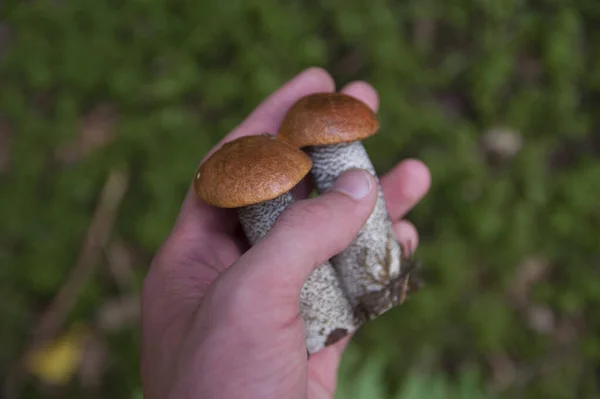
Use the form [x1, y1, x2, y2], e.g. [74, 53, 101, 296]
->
[306, 141, 405, 318]
[237, 191, 362, 354]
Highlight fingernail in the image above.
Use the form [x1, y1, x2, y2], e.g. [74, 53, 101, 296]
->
[331, 169, 372, 200]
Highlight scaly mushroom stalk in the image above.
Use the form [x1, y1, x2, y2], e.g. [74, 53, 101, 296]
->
[309, 141, 404, 318]
[193, 135, 360, 354]
[278, 93, 408, 320]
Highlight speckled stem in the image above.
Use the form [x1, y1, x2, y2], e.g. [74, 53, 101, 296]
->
[237, 193, 360, 354]
[307, 141, 405, 320]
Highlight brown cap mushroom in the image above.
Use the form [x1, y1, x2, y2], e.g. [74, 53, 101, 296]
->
[194, 134, 312, 208]
[277, 92, 380, 147]
[277, 91, 409, 322]
[191, 133, 361, 356]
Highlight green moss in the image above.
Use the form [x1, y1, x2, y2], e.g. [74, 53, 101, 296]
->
[2, 0, 599, 397]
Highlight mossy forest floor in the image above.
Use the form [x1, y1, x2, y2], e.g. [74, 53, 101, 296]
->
[2, 1, 600, 398]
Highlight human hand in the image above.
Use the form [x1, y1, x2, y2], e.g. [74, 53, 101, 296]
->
[140, 67, 431, 399]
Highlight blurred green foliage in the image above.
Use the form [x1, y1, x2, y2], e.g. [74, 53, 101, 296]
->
[336, 345, 496, 399]
[2, 0, 600, 398]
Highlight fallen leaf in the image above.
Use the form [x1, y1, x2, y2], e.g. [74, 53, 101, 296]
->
[97, 295, 140, 332]
[527, 305, 555, 334]
[481, 126, 523, 159]
[510, 256, 550, 305]
[26, 324, 90, 386]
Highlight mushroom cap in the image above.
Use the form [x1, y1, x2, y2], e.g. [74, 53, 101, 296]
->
[277, 92, 380, 147]
[194, 134, 312, 208]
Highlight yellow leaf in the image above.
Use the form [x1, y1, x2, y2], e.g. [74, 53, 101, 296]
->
[26, 324, 90, 386]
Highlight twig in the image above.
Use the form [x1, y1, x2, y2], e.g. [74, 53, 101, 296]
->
[4, 167, 129, 399]
[103, 240, 139, 296]
[35, 167, 129, 340]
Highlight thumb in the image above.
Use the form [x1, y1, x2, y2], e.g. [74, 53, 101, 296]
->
[241, 168, 378, 294]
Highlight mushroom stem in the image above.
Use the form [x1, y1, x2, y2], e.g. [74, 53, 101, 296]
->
[237, 192, 361, 355]
[307, 141, 405, 319]
[237, 192, 294, 244]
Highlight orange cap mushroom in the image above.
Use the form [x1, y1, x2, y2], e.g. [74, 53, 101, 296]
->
[194, 134, 312, 208]
[277, 92, 380, 147]
[191, 133, 361, 355]
[277, 92, 409, 321]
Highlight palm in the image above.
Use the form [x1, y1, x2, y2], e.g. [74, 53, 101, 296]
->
[141, 68, 431, 399]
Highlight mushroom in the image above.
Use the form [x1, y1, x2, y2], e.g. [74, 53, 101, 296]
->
[193, 134, 360, 354]
[278, 93, 408, 320]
